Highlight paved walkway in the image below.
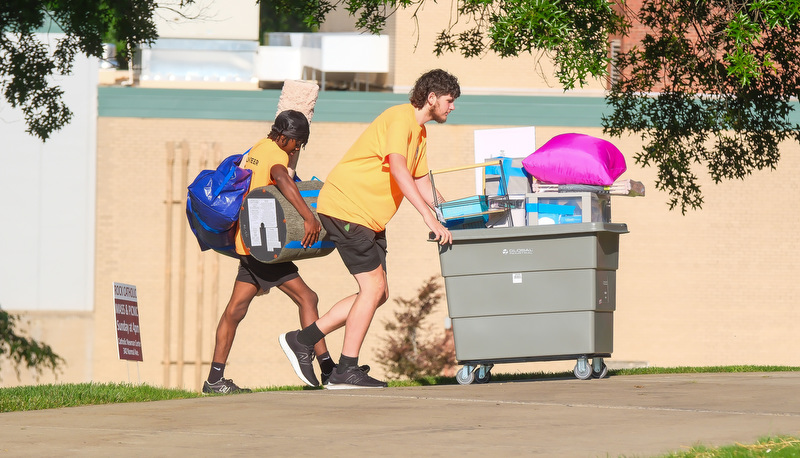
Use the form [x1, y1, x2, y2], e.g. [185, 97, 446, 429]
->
[1, 372, 799, 457]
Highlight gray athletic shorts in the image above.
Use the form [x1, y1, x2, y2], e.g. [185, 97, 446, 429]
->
[236, 255, 299, 294]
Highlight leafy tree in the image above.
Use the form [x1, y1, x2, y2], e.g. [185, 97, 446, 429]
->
[279, 0, 800, 212]
[604, 2, 800, 212]
[260, 0, 313, 38]
[1, 0, 311, 139]
[0, 0, 171, 141]
[0, 306, 63, 381]
[376, 276, 456, 379]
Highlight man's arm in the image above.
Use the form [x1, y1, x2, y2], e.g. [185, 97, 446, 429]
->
[387, 153, 451, 245]
[271, 163, 321, 248]
[413, 172, 446, 208]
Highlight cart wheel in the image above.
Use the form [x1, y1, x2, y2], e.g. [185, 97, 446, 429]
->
[573, 358, 592, 380]
[474, 365, 492, 384]
[592, 364, 608, 379]
[591, 359, 609, 379]
[456, 366, 475, 385]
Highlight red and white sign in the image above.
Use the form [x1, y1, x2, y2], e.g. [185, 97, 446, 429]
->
[113, 282, 143, 362]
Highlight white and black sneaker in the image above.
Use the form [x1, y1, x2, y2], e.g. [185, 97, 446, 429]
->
[324, 365, 387, 390]
[279, 330, 319, 387]
[202, 378, 252, 395]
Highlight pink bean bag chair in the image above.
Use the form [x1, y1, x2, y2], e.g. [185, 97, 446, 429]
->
[522, 133, 626, 186]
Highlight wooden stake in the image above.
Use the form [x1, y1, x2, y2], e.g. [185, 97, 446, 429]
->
[163, 142, 175, 387]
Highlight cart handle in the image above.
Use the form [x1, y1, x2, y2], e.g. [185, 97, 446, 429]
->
[429, 159, 507, 210]
[430, 159, 502, 176]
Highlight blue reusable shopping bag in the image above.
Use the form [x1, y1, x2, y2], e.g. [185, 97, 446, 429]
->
[186, 150, 252, 254]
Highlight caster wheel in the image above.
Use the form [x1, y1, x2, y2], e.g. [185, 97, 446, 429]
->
[592, 364, 609, 379]
[456, 366, 475, 385]
[574, 359, 592, 380]
[474, 367, 492, 384]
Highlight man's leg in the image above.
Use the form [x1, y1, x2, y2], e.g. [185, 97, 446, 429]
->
[321, 265, 389, 389]
[281, 216, 388, 388]
[277, 274, 325, 386]
[339, 265, 388, 357]
[204, 280, 257, 394]
[277, 276, 335, 379]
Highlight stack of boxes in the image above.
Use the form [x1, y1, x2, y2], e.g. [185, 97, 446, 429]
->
[434, 157, 628, 230]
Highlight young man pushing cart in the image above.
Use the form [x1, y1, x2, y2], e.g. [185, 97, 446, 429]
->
[279, 69, 460, 388]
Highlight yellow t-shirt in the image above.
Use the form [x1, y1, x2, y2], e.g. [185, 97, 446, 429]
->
[234, 138, 290, 255]
[317, 104, 428, 231]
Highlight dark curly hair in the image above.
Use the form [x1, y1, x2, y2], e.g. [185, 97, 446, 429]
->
[268, 109, 310, 146]
[408, 69, 461, 109]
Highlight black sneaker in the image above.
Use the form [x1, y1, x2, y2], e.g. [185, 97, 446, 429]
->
[321, 365, 371, 386]
[324, 365, 387, 390]
[202, 378, 252, 395]
[279, 330, 319, 387]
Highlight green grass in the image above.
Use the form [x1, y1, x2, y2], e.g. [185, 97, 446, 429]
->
[2, 365, 799, 411]
[0, 382, 199, 412]
[662, 436, 800, 457]
[1, 366, 799, 457]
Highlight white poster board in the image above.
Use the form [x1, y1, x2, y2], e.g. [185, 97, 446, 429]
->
[473, 126, 536, 194]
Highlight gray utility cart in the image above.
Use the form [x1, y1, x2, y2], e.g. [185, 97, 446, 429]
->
[433, 222, 629, 384]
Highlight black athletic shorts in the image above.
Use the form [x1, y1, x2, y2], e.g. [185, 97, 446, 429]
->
[319, 214, 387, 275]
[236, 255, 299, 294]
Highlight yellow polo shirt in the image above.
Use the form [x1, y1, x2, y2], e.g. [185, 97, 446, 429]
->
[234, 138, 289, 255]
[317, 104, 428, 232]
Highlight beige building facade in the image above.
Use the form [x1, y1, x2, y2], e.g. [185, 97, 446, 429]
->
[6, 106, 799, 391]
[2, 2, 798, 390]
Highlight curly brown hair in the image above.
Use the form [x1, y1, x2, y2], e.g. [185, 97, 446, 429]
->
[408, 69, 461, 109]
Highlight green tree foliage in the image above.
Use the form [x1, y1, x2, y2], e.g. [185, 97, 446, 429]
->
[281, 0, 800, 212]
[260, 0, 313, 36]
[376, 276, 456, 379]
[0, 306, 63, 381]
[0, 0, 162, 140]
[604, 1, 800, 212]
[1, 0, 310, 139]
[432, 0, 628, 90]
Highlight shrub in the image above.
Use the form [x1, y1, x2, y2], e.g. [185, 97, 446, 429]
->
[0, 306, 63, 381]
[376, 276, 456, 379]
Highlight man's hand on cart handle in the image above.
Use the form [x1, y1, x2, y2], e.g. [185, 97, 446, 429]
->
[426, 220, 452, 245]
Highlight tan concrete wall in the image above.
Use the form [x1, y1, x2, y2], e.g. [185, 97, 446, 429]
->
[86, 117, 800, 392]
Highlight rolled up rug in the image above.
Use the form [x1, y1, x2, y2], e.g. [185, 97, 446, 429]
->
[239, 180, 335, 264]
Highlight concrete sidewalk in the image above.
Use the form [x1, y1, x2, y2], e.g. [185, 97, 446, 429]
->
[1, 372, 799, 457]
